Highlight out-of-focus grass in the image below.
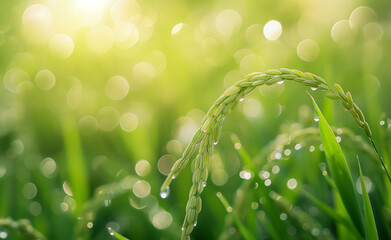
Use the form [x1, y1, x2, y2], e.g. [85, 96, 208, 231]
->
[0, 0, 390, 239]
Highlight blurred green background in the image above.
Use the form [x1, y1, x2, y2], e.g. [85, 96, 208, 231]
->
[0, 0, 390, 239]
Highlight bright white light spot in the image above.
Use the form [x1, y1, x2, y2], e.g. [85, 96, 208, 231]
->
[72, 0, 108, 27]
[234, 143, 241, 149]
[171, 23, 184, 36]
[309, 145, 315, 152]
[86, 25, 114, 54]
[336, 136, 342, 143]
[87, 222, 93, 228]
[297, 39, 319, 62]
[215, 10, 242, 38]
[105, 75, 129, 100]
[287, 178, 297, 190]
[280, 213, 287, 221]
[0, 231, 8, 239]
[152, 211, 173, 229]
[284, 149, 291, 156]
[264, 179, 272, 186]
[263, 20, 282, 40]
[49, 34, 74, 59]
[239, 170, 252, 180]
[120, 113, 138, 132]
[35, 69, 56, 90]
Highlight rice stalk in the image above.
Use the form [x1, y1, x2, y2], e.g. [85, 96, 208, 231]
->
[160, 68, 389, 239]
[0, 217, 47, 240]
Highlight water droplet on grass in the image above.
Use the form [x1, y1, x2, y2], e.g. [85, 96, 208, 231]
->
[0, 231, 8, 239]
[160, 187, 170, 199]
[311, 87, 317, 91]
[313, 114, 319, 122]
[277, 80, 284, 85]
[107, 227, 114, 236]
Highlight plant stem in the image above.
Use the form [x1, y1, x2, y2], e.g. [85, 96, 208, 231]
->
[369, 137, 391, 183]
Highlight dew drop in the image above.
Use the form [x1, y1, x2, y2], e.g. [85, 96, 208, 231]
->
[203, 182, 207, 187]
[226, 206, 233, 212]
[107, 227, 114, 236]
[160, 187, 170, 199]
[0, 231, 8, 239]
[313, 115, 319, 122]
[239, 97, 245, 102]
[380, 120, 385, 126]
[311, 87, 317, 91]
[277, 80, 285, 85]
[193, 221, 197, 227]
[87, 222, 93, 228]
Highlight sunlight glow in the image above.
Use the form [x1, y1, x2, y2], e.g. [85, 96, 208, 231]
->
[263, 20, 282, 40]
[72, 0, 109, 27]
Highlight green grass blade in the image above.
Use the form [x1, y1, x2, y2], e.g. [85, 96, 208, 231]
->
[108, 227, 130, 240]
[216, 192, 256, 240]
[310, 95, 365, 237]
[358, 159, 379, 240]
[302, 189, 363, 239]
[62, 115, 89, 212]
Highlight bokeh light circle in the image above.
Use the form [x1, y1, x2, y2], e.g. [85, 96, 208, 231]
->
[263, 20, 282, 40]
[49, 33, 74, 59]
[105, 75, 129, 100]
[35, 69, 56, 90]
[297, 39, 320, 62]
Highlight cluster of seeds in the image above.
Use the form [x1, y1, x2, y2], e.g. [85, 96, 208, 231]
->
[160, 68, 378, 239]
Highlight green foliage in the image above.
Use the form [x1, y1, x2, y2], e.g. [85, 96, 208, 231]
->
[311, 95, 365, 236]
